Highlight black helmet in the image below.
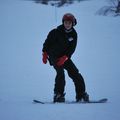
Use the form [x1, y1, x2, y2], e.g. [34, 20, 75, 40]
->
[62, 13, 77, 26]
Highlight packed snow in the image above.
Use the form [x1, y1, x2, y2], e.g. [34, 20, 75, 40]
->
[0, 0, 120, 120]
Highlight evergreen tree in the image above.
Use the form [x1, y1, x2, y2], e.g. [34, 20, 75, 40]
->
[96, 0, 120, 16]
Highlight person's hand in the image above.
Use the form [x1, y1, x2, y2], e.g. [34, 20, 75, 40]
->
[56, 55, 68, 66]
[42, 52, 48, 64]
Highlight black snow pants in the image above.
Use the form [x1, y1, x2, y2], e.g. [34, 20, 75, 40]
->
[53, 59, 86, 97]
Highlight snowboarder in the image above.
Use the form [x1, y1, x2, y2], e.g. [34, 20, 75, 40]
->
[42, 13, 89, 103]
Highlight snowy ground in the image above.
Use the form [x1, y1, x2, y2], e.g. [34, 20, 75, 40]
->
[0, 0, 120, 120]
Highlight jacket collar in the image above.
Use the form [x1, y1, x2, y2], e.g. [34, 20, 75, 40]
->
[57, 24, 73, 33]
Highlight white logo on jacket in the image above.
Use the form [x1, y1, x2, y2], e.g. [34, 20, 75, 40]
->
[68, 37, 74, 42]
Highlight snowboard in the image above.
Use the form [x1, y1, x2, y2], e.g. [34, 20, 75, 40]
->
[33, 98, 108, 104]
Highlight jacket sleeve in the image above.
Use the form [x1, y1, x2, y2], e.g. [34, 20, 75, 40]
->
[65, 32, 77, 57]
[42, 29, 56, 53]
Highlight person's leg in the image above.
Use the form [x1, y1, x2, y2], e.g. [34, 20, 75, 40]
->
[64, 59, 89, 101]
[53, 65, 65, 102]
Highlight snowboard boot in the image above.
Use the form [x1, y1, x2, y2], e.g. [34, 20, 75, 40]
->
[53, 93, 65, 103]
[76, 92, 89, 102]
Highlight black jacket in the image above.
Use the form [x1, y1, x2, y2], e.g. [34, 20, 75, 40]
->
[42, 25, 77, 64]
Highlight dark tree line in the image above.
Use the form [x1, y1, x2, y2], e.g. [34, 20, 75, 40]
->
[25, 0, 120, 17]
[25, 0, 88, 7]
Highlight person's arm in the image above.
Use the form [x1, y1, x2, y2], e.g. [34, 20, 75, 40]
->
[42, 29, 56, 64]
[42, 29, 56, 53]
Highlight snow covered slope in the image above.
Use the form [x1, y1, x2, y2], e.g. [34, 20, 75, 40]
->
[0, 0, 120, 120]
